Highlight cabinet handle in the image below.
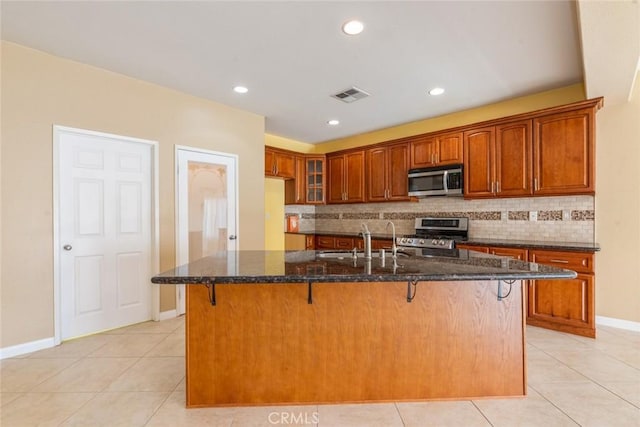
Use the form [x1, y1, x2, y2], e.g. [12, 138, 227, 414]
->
[549, 259, 570, 264]
[435, 154, 439, 164]
[491, 181, 495, 194]
[496, 181, 501, 193]
[534, 178, 538, 191]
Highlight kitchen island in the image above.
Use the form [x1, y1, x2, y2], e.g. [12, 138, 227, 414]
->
[152, 249, 575, 407]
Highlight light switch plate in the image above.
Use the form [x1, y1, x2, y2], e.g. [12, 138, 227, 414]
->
[530, 211, 538, 221]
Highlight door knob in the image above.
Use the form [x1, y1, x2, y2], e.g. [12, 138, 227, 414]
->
[63, 244, 73, 251]
[229, 235, 237, 240]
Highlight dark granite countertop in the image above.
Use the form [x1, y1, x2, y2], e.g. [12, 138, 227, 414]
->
[151, 249, 576, 285]
[285, 232, 599, 252]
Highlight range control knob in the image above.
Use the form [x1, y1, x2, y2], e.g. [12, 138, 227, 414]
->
[438, 240, 446, 246]
[401, 238, 407, 244]
[419, 239, 425, 245]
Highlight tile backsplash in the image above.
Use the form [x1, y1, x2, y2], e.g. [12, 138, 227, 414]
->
[285, 195, 595, 243]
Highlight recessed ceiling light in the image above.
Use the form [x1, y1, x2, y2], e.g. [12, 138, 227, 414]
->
[342, 20, 364, 35]
[233, 86, 248, 94]
[327, 119, 340, 126]
[429, 87, 445, 96]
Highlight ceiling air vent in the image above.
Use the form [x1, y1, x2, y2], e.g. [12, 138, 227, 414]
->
[331, 86, 370, 103]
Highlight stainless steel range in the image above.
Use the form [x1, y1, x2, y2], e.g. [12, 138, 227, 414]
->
[396, 217, 469, 249]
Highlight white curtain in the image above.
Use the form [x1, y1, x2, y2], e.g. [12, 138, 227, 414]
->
[202, 197, 227, 254]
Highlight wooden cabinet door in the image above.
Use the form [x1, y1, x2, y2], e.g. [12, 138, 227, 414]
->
[387, 143, 410, 200]
[366, 147, 388, 202]
[305, 235, 315, 250]
[265, 147, 295, 178]
[315, 236, 336, 249]
[489, 246, 528, 260]
[436, 132, 463, 165]
[527, 274, 595, 338]
[274, 152, 295, 178]
[344, 151, 366, 203]
[410, 135, 438, 168]
[463, 127, 495, 197]
[327, 155, 346, 203]
[335, 237, 355, 250]
[527, 249, 595, 338]
[265, 148, 275, 176]
[495, 121, 533, 197]
[305, 157, 325, 204]
[533, 108, 595, 195]
[456, 244, 490, 253]
[284, 156, 306, 205]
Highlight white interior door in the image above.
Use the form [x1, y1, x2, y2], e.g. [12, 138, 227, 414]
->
[58, 128, 153, 339]
[176, 147, 238, 315]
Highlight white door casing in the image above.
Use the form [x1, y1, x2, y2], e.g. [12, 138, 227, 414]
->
[175, 146, 238, 315]
[54, 126, 158, 341]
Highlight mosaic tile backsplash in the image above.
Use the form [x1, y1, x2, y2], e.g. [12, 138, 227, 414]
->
[285, 195, 595, 243]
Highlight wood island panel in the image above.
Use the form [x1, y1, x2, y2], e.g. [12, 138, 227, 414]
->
[186, 280, 526, 407]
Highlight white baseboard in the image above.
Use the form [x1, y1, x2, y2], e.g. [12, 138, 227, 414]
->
[596, 316, 640, 332]
[0, 337, 56, 360]
[158, 309, 177, 321]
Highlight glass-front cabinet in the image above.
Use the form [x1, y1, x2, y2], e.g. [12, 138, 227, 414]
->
[306, 157, 325, 204]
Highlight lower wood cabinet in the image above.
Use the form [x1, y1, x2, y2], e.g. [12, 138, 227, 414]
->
[314, 235, 392, 251]
[457, 244, 596, 338]
[527, 249, 595, 338]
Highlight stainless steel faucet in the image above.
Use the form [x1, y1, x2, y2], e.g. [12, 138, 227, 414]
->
[361, 223, 372, 260]
[386, 221, 398, 259]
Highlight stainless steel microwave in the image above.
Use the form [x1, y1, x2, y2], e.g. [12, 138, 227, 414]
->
[408, 164, 463, 197]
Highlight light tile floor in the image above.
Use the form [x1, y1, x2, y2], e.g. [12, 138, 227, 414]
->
[1, 317, 638, 426]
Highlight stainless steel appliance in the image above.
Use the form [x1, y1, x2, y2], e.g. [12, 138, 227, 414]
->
[396, 217, 468, 250]
[407, 164, 463, 197]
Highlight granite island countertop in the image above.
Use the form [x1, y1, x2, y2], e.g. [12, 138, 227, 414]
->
[151, 249, 576, 285]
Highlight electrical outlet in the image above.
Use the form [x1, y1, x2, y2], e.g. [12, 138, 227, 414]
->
[530, 211, 537, 221]
[563, 210, 571, 221]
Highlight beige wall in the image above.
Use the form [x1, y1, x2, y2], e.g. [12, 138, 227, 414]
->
[594, 71, 640, 323]
[1, 42, 265, 348]
[264, 178, 285, 250]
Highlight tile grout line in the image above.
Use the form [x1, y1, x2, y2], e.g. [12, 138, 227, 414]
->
[393, 401, 407, 427]
[527, 383, 582, 426]
[530, 341, 640, 412]
[469, 400, 495, 427]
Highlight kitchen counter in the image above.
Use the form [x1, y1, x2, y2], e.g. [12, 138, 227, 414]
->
[151, 249, 576, 285]
[286, 230, 397, 240]
[157, 250, 574, 407]
[285, 231, 600, 252]
[461, 238, 599, 252]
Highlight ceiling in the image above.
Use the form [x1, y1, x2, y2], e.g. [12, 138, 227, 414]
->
[0, 1, 634, 144]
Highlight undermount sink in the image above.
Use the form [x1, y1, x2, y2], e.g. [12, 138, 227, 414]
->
[317, 250, 409, 259]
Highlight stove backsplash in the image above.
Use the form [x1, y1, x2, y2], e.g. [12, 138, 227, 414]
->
[285, 195, 595, 243]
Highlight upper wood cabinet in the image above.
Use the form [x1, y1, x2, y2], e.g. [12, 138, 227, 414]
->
[533, 108, 595, 196]
[366, 143, 410, 202]
[265, 147, 295, 179]
[410, 132, 463, 169]
[284, 156, 306, 205]
[305, 156, 326, 204]
[327, 151, 366, 203]
[282, 153, 326, 205]
[464, 120, 533, 198]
